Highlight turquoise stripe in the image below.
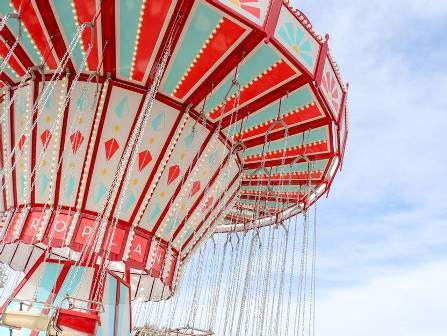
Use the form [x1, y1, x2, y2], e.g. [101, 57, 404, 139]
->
[225, 85, 315, 137]
[242, 184, 308, 193]
[245, 159, 328, 175]
[52, 0, 85, 70]
[163, 3, 221, 93]
[243, 126, 328, 157]
[118, 0, 143, 78]
[207, 44, 280, 111]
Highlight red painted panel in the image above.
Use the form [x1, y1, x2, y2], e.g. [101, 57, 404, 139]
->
[127, 234, 150, 267]
[233, 103, 322, 142]
[132, 0, 173, 81]
[21, 210, 46, 244]
[43, 212, 74, 247]
[11, 0, 58, 69]
[209, 60, 296, 119]
[172, 17, 246, 99]
[71, 216, 98, 251]
[73, 0, 99, 71]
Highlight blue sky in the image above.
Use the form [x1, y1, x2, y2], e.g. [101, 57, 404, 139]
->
[295, 0, 447, 335]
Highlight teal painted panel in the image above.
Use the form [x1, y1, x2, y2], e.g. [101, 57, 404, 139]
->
[118, 0, 143, 78]
[243, 126, 328, 157]
[245, 159, 328, 175]
[163, 3, 221, 93]
[52, 0, 85, 70]
[230, 85, 316, 136]
[207, 44, 280, 111]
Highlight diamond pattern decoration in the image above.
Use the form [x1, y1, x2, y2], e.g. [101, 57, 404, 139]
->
[104, 138, 120, 161]
[70, 131, 84, 154]
[40, 129, 52, 151]
[138, 150, 152, 172]
[167, 165, 180, 185]
[189, 181, 201, 198]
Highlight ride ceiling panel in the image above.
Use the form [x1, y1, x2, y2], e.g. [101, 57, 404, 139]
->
[242, 125, 329, 158]
[58, 81, 102, 207]
[0, 40, 25, 77]
[85, 85, 143, 212]
[181, 176, 240, 255]
[156, 136, 230, 241]
[10, 0, 58, 69]
[225, 84, 322, 138]
[50, 0, 88, 71]
[126, 0, 176, 82]
[205, 43, 300, 120]
[12, 83, 33, 206]
[118, 99, 181, 222]
[34, 80, 68, 205]
[0, 1, 44, 67]
[170, 155, 239, 249]
[137, 120, 209, 232]
[216, 0, 270, 27]
[161, 1, 249, 101]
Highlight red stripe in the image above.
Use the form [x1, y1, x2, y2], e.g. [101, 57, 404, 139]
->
[209, 60, 296, 119]
[11, 0, 58, 69]
[0, 40, 25, 76]
[100, 0, 116, 77]
[244, 141, 328, 163]
[132, 0, 173, 82]
[36, 0, 75, 71]
[72, 0, 99, 71]
[172, 18, 246, 99]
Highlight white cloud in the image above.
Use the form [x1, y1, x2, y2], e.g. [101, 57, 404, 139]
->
[316, 260, 447, 336]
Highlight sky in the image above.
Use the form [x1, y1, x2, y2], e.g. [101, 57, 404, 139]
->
[294, 0, 447, 335]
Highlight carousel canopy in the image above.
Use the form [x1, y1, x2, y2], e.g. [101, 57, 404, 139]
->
[0, 0, 348, 303]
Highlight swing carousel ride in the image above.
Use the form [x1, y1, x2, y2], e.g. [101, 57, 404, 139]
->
[0, 0, 348, 335]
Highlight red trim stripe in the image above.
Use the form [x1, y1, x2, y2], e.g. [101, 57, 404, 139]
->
[172, 17, 246, 99]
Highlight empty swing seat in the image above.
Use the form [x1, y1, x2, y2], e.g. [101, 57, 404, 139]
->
[55, 308, 100, 335]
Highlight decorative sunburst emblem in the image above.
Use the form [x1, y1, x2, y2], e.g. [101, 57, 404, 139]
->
[321, 71, 340, 112]
[277, 22, 315, 68]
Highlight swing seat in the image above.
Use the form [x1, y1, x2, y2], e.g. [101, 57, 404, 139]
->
[1, 310, 50, 331]
[55, 308, 100, 335]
